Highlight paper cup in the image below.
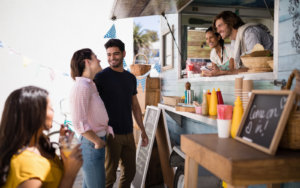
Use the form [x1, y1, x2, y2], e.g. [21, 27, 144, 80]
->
[235, 76, 244, 90]
[242, 97, 249, 100]
[195, 106, 202, 114]
[225, 105, 233, 120]
[242, 80, 253, 92]
[187, 71, 194, 78]
[217, 119, 232, 138]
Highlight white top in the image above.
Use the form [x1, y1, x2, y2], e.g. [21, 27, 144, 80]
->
[210, 44, 231, 66]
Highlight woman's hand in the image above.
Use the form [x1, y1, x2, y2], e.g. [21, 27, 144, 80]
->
[59, 124, 71, 136]
[58, 144, 83, 188]
[94, 137, 106, 149]
[203, 66, 221, 77]
[61, 144, 83, 176]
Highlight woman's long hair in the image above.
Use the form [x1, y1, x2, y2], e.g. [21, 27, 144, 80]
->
[0, 86, 55, 186]
[206, 27, 225, 62]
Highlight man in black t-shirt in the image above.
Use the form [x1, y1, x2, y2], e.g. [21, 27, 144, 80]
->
[94, 39, 148, 188]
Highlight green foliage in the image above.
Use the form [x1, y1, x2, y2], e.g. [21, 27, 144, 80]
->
[146, 30, 159, 42]
[133, 22, 159, 57]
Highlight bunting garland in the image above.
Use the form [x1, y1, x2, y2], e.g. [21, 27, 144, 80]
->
[23, 56, 32, 68]
[136, 79, 140, 88]
[35, 64, 45, 77]
[123, 59, 131, 72]
[62, 72, 69, 77]
[140, 77, 147, 92]
[154, 62, 161, 74]
[104, 24, 116, 39]
[0, 39, 70, 81]
[123, 59, 127, 68]
[8, 47, 21, 55]
[48, 68, 57, 81]
[1, 17, 161, 88]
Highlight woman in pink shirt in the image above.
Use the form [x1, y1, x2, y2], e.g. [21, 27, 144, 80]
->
[70, 48, 114, 188]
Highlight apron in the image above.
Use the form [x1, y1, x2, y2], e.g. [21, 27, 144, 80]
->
[217, 48, 230, 71]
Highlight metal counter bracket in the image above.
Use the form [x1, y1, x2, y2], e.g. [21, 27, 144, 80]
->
[271, 79, 286, 88]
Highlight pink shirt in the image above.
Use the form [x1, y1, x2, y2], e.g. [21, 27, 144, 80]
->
[70, 77, 114, 136]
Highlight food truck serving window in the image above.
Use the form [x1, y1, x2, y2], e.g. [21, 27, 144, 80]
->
[109, 0, 278, 82]
[175, 1, 278, 82]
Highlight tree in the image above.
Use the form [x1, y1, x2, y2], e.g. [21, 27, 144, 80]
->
[146, 30, 159, 42]
[133, 23, 153, 56]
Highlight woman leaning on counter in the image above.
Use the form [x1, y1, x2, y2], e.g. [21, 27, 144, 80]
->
[203, 27, 234, 76]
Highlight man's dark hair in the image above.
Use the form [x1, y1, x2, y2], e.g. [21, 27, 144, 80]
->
[213, 11, 245, 32]
[104, 39, 125, 52]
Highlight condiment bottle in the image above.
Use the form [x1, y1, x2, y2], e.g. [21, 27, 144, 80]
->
[231, 96, 244, 138]
[206, 89, 211, 110]
[185, 82, 191, 104]
[209, 88, 218, 116]
[216, 88, 224, 105]
[202, 90, 208, 115]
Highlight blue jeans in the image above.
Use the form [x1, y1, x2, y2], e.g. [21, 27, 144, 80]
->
[79, 135, 106, 188]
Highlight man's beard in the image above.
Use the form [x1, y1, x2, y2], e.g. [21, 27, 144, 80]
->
[110, 58, 123, 68]
[223, 26, 232, 39]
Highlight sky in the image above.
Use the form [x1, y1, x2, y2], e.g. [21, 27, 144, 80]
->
[133, 15, 160, 37]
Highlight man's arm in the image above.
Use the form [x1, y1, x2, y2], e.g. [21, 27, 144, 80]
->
[132, 95, 149, 147]
[244, 28, 262, 54]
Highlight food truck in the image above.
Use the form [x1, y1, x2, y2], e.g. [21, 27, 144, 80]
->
[110, 0, 300, 188]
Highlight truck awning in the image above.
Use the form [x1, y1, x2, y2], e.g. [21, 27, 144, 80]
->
[110, 0, 193, 20]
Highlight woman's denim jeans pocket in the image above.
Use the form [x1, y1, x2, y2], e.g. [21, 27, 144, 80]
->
[79, 135, 106, 188]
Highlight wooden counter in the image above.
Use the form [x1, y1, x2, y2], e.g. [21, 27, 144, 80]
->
[181, 134, 300, 188]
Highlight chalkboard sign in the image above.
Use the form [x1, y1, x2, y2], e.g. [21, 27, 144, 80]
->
[132, 106, 161, 188]
[235, 90, 296, 155]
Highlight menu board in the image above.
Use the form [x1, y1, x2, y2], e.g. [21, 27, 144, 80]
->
[132, 106, 161, 188]
[235, 90, 296, 155]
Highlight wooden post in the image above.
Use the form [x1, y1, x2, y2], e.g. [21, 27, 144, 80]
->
[156, 111, 174, 188]
[184, 156, 198, 188]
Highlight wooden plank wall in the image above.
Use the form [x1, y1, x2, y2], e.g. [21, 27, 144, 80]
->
[278, 0, 300, 83]
[187, 30, 211, 59]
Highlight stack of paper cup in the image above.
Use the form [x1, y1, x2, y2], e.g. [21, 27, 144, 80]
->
[234, 76, 244, 102]
[242, 79, 253, 110]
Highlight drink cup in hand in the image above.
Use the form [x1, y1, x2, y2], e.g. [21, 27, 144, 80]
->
[59, 132, 77, 158]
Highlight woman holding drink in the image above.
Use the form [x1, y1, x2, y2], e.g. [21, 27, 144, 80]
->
[70, 48, 114, 188]
[0, 86, 83, 188]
